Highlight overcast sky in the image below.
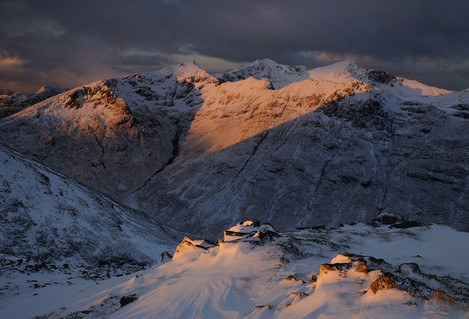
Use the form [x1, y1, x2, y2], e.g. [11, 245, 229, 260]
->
[1, 0, 468, 92]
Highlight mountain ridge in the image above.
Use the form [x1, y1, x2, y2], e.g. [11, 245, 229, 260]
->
[0, 59, 468, 237]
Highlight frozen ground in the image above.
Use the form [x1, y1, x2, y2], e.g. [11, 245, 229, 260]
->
[4, 220, 467, 319]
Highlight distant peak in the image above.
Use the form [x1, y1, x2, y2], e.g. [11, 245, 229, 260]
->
[307, 59, 366, 84]
[143, 60, 217, 86]
[251, 58, 278, 65]
[327, 59, 360, 71]
[178, 61, 200, 68]
[215, 58, 308, 89]
[35, 86, 66, 94]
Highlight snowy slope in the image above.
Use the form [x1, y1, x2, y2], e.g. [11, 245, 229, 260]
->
[0, 86, 67, 119]
[30, 219, 469, 319]
[307, 60, 467, 116]
[0, 142, 176, 267]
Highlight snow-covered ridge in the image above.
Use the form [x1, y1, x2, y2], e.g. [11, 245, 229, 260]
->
[215, 58, 308, 89]
[28, 219, 469, 318]
[0, 61, 218, 200]
[0, 86, 67, 119]
[0, 142, 176, 268]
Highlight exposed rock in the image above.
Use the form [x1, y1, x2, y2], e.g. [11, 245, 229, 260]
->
[319, 263, 350, 275]
[390, 221, 423, 229]
[119, 295, 138, 307]
[160, 251, 173, 262]
[290, 291, 309, 297]
[369, 275, 399, 294]
[368, 213, 405, 226]
[223, 221, 280, 242]
[366, 70, 399, 84]
[251, 304, 272, 312]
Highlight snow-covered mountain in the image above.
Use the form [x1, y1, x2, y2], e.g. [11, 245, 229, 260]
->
[0, 142, 176, 268]
[133, 60, 469, 236]
[0, 86, 67, 119]
[0, 62, 215, 198]
[18, 219, 469, 319]
[0, 59, 468, 238]
[215, 58, 308, 89]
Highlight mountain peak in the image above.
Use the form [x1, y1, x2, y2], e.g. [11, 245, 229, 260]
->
[215, 58, 308, 89]
[307, 59, 365, 84]
[251, 58, 279, 66]
[144, 60, 217, 87]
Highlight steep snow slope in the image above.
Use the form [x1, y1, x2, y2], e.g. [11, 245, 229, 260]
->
[1, 59, 468, 237]
[31, 220, 469, 319]
[0, 143, 176, 267]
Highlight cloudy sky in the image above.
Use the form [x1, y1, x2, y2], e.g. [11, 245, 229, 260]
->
[1, 0, 468, 92]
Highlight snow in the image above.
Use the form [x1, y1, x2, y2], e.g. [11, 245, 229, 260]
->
[307, 59, 366, 84]
[11, 221, 467, 319]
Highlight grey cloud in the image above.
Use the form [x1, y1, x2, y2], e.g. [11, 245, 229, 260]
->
[1, 0, 469, 91]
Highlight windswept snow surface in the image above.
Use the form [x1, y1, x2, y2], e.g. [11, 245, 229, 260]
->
[23, 221, 469, 319]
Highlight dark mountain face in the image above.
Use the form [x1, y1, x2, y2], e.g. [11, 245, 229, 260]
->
[0, 143, 176, 267]
[1, 60, 468, 237]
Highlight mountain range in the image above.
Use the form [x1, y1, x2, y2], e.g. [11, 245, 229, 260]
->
[1, 58, 467, 238]
[1, 58, 469, 318]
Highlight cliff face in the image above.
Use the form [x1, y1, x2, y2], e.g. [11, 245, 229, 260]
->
[1, 60, 468, 236]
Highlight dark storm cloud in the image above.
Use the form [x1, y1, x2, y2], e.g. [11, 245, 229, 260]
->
[1, 0, 469, 92]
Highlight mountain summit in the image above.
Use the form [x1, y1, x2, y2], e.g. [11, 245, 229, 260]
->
[0, 59, 468, 237]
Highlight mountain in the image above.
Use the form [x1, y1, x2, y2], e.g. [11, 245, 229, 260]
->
[0, 59, 468, 237]
[0, 62, 216, 198]
[0, 86, 67, 119]
[215, 58, 308, 89]
[22, 219, 469, 318]
[0, 142, 176, 268]
[133, 60, 469, 236]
